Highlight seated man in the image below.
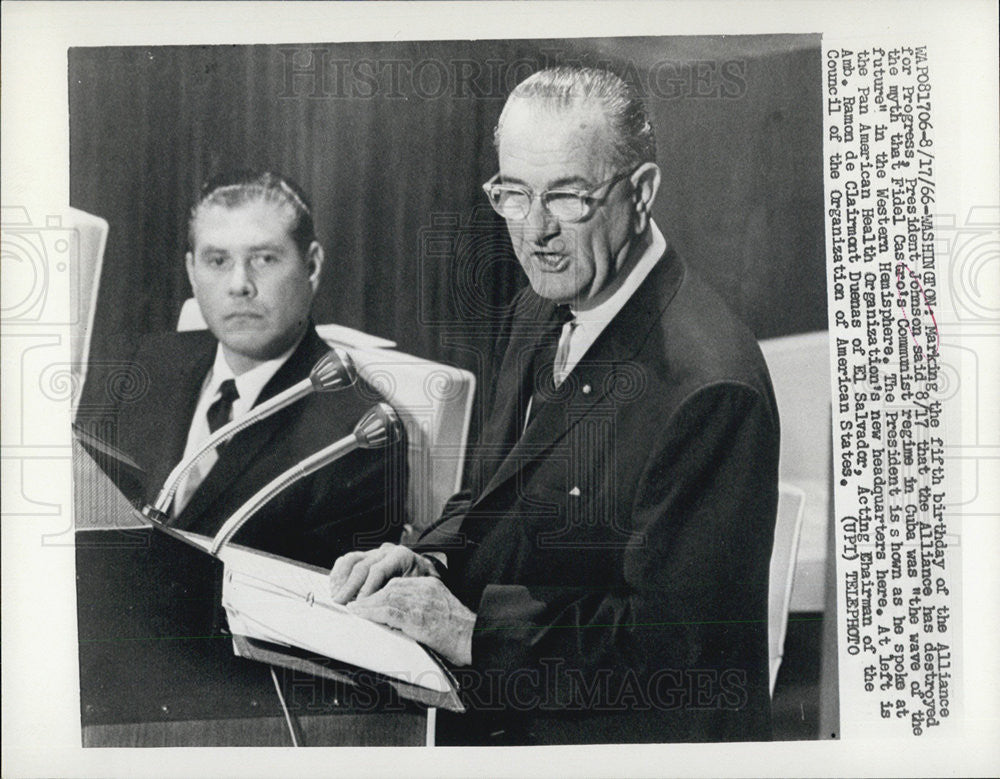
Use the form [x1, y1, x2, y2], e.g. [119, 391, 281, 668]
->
[329, 67, 779, 745]
[79, 171, 406, 567]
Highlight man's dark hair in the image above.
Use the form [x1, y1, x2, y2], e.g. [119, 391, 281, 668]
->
[494, 66, 657, 171]
[187, 170, 317, 256]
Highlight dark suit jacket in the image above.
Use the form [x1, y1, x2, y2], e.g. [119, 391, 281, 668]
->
[416, 248, 780, 745]
[79, 325, 407, 568]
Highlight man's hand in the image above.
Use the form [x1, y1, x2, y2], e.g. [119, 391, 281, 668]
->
[329, 543, 439, 604]
[347, 577, 475, 667]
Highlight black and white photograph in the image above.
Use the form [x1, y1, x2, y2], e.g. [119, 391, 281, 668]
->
[2, 2, 997, 777]
[68, 34, 832, 747]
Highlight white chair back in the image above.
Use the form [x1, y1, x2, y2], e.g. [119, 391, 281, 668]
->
[65, 208, 110, 415]
[318, 338, 474, 538]
[769, 482, 806, 695]
[759, 331, 831, 497]
[176, 297, 207, 332]
[759, 330, 831, 612]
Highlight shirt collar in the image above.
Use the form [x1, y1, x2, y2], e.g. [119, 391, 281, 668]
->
[206, 339, 300, 410]
[569, 220, 667, 329]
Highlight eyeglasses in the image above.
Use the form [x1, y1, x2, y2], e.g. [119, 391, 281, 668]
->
[481, 169, 635, 223]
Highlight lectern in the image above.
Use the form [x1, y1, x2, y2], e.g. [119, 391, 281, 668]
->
[74, 442, 433, 747]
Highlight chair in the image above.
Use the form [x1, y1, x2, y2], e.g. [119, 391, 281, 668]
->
[759, 331, 831, 612]
[176, 300, 475, 537]
[65, 208, 110, 416]
[769, 482, 806, 695]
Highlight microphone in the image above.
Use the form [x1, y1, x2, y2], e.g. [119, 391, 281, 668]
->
[142, 348, 357, 522]
[209, 402, 401, 555]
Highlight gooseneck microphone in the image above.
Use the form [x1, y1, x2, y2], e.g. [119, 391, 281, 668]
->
[142, 348, 357, 522]
[208, 402, 401, 555]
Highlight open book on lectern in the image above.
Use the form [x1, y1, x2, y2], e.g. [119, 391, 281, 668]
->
[218, 540, 464, 712]
[72, 400, 465, 713]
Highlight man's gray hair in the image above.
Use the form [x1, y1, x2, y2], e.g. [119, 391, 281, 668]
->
[494, 66, 657, 170]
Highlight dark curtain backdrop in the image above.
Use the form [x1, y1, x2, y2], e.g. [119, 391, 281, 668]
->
[70, 36, 824, 437]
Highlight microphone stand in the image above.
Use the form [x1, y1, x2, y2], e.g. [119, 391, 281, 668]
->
[209, 402, 401, 555]
[142, 347, 356, 522]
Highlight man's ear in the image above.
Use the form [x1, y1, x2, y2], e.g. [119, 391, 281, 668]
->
[306, 242, 324, 293]
[185, 251, 198, 293]
[630, 162, 661, 234]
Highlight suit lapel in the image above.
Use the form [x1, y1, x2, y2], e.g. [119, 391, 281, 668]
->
[475, 248, 685, 504]
[172, 327, 328, 529]
[127, 334, 214, 505]
[476, 350, 619, 501]
[475, 298, 553, 489]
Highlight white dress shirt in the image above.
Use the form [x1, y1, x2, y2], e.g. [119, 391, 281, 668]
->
[173, 342, 298, 513]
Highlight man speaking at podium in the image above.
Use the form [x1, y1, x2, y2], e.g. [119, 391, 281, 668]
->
[81, 171, 406, 567]
[329, 67, 780, 745]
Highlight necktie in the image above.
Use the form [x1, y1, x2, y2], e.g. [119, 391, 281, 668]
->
[173, 378, 239, 515]
[523, 306, 574, 432]
[206, 378, 239, 436]
[552, 318, 579, 388]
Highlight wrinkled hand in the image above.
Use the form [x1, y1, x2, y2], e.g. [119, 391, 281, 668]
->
[347, 577, 475, 667]
[329, 542, 439, 604]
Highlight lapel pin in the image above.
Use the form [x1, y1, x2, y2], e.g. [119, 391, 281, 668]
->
[582, 384, 592, 394]
[569, 486, 581, 497]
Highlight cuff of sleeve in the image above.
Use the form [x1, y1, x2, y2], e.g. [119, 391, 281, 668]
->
[422, 551, 448, 577]
[471, 584, 548, 673]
